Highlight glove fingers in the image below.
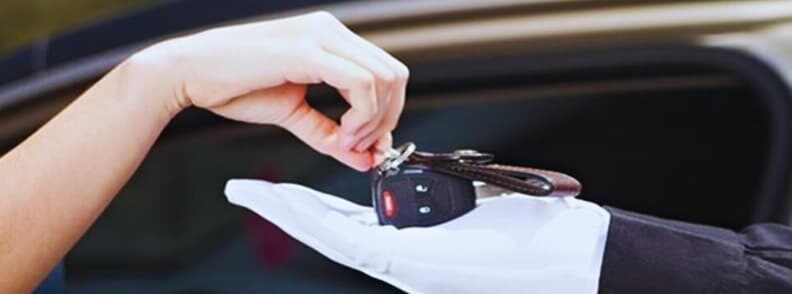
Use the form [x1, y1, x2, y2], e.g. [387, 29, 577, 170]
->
[226, 179, 295, 224]
[278, 183, 376, 216]
[272, 183, 394, 272]
[225, 179, 388, 271]
[226, 179, 376, 221]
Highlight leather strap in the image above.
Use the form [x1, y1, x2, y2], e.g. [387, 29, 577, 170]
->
[406, 152, 581, 197]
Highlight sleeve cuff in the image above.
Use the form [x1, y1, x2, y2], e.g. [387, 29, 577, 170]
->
[598, 206, 746, 294]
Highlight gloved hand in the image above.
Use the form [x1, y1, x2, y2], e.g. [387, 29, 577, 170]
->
[225, 179, 611, 294]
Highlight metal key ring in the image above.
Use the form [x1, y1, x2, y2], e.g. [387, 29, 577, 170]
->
[378, 142, 416, 173]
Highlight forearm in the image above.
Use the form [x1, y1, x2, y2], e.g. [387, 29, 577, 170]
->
[0, 59, 177, 292]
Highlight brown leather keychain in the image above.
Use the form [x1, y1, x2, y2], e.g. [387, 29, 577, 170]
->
[372, 142, 582, 228]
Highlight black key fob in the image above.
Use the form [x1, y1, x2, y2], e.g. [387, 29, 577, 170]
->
[372, 163, 476, 229]
[372, 142, 581, 229]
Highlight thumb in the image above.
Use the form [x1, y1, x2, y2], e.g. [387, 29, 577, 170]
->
[278, 100, 373, 171]
[213, 84, 373, 171]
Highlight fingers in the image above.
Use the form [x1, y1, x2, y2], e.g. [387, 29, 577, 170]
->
[354, 82, 405, 152]
[268, 182, 389, 271]
[299, 44, 404, 169]
[304, 49, 378, 123]
[321, 39, 393, 150]
[318, 19, 409, 152]
[226, 180, 378, 228]
[277, 183, 376, 218]
[299, 49, 382, 152]
[225, 179, 378, 266]
[211, 84, 371, 171]
[373, 132, 393, 166]
[211, 11, 408, 171]
[336, 26, 408, 152]
[278, 97, 373, 171]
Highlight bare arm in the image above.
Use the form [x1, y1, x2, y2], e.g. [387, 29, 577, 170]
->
[0, 58, 174, 291]
[0, 11, 408, 292]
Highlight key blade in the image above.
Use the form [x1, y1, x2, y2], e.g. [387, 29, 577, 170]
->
[375, 142, 416, 174]
[377, 148, 401, 159]
[474, 181, 512, 198]
[374, 147, 397, 167]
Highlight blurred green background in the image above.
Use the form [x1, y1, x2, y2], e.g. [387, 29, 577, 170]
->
[0, 0, 154, 54]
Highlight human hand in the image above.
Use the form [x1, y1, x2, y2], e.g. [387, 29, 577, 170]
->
[127, 11, 408, 171]
[225, 179, 611, 294]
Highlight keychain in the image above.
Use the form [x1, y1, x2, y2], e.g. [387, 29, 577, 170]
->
[372, 142, 582, 228]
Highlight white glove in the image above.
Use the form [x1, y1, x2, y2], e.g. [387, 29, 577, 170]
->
[225, 179, 611, 294]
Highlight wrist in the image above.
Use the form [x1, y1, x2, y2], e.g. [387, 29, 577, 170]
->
[121, 43, 192, 118]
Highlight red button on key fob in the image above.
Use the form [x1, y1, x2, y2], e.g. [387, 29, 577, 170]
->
[372, 164, 476, 229]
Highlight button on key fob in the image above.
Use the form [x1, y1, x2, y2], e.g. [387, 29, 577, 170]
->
[373, 142, 582, 228]
[372, 163, 476, 229]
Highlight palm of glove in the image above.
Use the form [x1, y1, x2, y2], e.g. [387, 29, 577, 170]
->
[226, 179, 609, 294]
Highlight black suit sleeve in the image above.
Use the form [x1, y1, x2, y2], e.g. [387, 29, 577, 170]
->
[598, 206, 792, 294]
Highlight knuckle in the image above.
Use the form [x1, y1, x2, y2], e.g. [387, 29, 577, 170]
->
[278, 102, 309, 128]
[311, 10, 339, 25]
[395, 63, 410, 81]
[298, 11, 340, 35]
[356, 74, 376, 89]
[359, 102, 378, 118]
[378, 70, 396, 84]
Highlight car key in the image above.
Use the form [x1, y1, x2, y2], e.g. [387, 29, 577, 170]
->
[372, 142, 582, 229]
[372, 143, 476, 228]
